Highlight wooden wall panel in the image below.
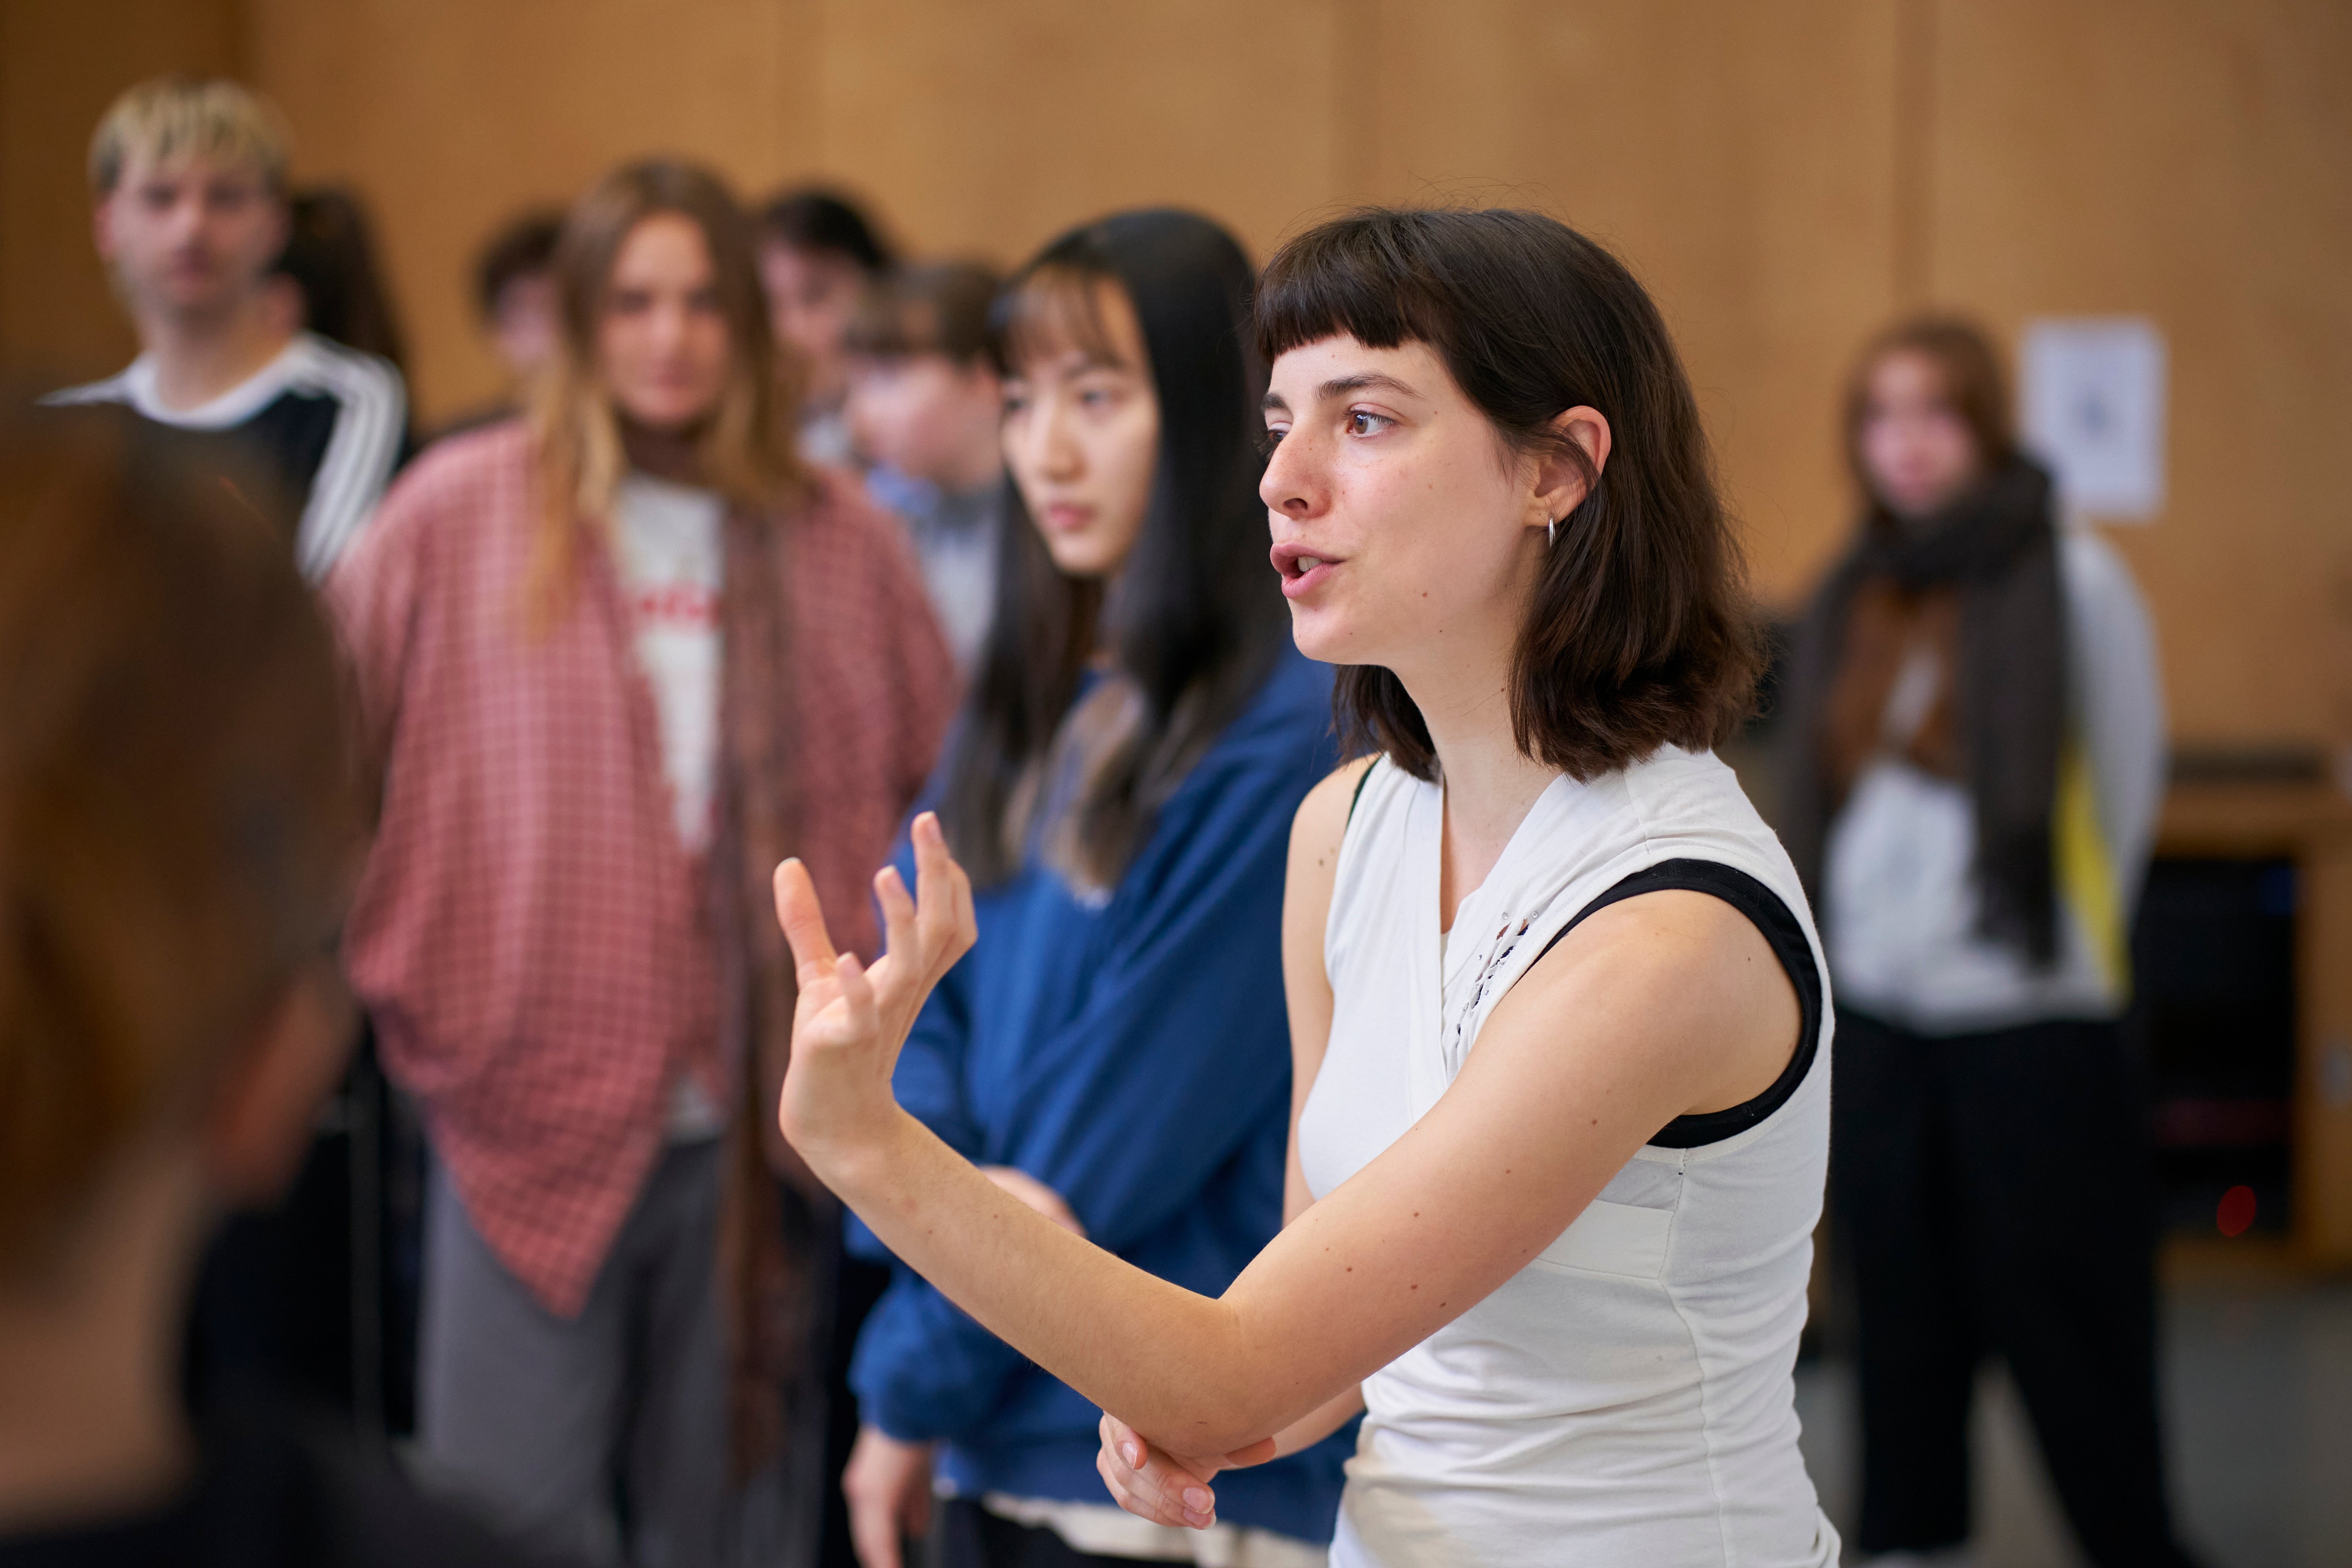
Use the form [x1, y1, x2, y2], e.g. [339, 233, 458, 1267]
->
[1354, 0, 1904, 606]
[244, 0, 822, 423]
[0, 0, 240, 387]
[5, 0, 2347, 751]
[1929, 0, 2352, 749]
[812, 0, 1342, 268]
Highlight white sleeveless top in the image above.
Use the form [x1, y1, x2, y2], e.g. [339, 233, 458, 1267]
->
[1299, 747, 1839, 1568]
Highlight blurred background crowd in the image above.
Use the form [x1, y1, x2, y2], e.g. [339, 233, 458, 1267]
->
[0, 4, 2346, 1568]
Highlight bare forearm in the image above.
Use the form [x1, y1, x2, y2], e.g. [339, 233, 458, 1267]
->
[1271, 1385, 1363, 1459]
[817, 1110, 1319, 1454]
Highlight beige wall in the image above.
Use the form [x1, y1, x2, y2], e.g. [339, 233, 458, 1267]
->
[3, 0, 2346, 749]
[0, 0, 240, 386]
[1928, 0, 2352, 753]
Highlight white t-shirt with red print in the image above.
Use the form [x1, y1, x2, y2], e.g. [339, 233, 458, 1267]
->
[613, 472, 725, 856]
[613, 471, 727, 1141]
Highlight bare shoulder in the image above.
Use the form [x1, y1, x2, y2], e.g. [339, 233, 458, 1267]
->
[1281, 755, 1378, 991]
[1290, 755, 1378, 871]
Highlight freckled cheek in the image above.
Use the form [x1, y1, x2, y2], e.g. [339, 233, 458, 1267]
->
[1339, 470, 1432, 596]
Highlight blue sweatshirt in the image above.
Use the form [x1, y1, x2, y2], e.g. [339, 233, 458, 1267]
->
[848, 647, 1353, 1545]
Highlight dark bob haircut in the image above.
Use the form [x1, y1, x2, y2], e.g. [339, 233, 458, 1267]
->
[1256, 207, 1761, 782]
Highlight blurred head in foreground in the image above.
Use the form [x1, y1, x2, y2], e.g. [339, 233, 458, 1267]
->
[0, 406, 363, 1526]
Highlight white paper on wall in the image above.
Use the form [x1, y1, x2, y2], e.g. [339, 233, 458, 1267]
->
[2020, 317, 2168, 522]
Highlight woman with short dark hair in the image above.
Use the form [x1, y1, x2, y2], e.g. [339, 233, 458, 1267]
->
[769, 207, 1841, 1566]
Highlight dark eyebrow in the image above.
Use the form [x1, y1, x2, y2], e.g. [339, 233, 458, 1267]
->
[1320, 373, 1419, 400]
[1263, 372, 1422, 414]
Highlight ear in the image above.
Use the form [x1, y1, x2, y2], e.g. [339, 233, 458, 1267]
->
[1528, 405, 1613, 534]
[201, 964, 356, 1207]
[92, 193, 119, 266]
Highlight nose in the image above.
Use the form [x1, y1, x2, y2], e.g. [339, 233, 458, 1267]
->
[647, 298, 694, 356]
[166, 191, 209, 245]
[1260, 425, 1322, 521]
[1010, 389, 1082, 482]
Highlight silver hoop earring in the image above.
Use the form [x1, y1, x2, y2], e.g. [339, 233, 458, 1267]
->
[1546, 517, 1558, 548]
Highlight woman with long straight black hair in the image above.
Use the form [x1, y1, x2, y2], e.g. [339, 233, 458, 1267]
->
[836, 210, 1353, 1568]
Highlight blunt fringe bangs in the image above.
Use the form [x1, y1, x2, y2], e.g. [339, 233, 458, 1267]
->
[1255, 207, 1762, 782]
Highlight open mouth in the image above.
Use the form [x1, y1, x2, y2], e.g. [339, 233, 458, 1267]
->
[1271, 541, 1341, 598]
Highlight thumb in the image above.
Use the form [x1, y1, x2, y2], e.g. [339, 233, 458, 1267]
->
[1221, 1436, 1279, 1469]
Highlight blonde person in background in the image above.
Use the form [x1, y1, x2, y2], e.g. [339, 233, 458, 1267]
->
[0, 409, 557, 1568]
[331, 160, 954, 1567]
[45, 78, 404, 581]
[1777, 318, 2195, 1568]
[46, 77, 409, 1430]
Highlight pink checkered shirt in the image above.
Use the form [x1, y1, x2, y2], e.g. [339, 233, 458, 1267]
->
[331, 423, 954, 1315]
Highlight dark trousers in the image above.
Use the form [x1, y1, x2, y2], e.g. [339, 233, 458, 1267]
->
[932, 1499, 1153, 1568]
[1831, 1009, 2201, 1567]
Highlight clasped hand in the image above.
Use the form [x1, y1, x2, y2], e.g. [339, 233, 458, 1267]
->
[1095, 1413, 1277, 1532]
[772, 812, 977, 1165]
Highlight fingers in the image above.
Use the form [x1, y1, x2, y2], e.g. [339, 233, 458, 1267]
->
[834, 952, 881, 1042]
[845, 1482, 902, 1568]
[898, 1472, 931, 1542]
[1094, 1414, 1218, 1530]
[843, 1429, 928, 1568]
[773, 858, 841, 983]
[875, 862, 917, 965]
[908, 813, 977, 977]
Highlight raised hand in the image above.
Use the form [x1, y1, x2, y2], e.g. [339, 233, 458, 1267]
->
[773, 811, 976, 1165]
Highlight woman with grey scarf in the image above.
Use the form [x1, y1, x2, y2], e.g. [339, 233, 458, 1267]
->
[1780, 318, 2195, 1568]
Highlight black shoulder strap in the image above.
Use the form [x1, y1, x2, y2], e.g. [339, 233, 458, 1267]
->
[1531, 858, 1822, 1148]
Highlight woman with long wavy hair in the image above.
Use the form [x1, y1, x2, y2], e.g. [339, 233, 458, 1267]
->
[332, 159, 955, 1566]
